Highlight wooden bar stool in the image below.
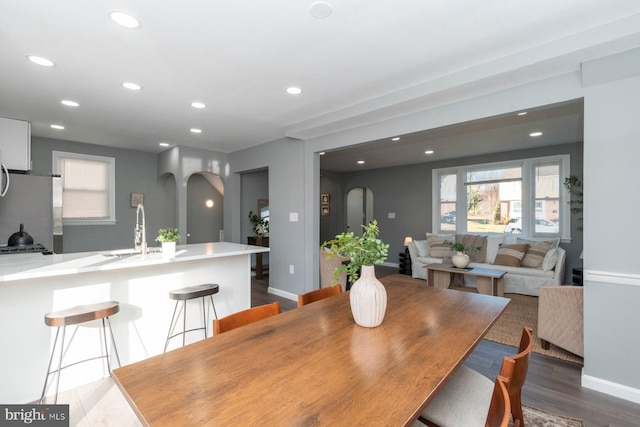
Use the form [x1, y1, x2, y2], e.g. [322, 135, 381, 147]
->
[164, 284, 219, 352]
[41, 301, 121, 404]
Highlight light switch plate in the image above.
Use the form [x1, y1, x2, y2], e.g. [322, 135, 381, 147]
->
[388, 213, 396, 219]
[289, 213, 298, 222]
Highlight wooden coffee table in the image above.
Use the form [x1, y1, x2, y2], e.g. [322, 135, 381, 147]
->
[426, 263, 507, 296]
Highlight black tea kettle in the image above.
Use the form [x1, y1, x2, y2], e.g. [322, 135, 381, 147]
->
[8, 223, 34, 247]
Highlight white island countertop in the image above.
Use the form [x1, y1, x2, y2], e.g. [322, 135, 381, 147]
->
[0, 241, 269, 403]
[0, 242, 269, 283]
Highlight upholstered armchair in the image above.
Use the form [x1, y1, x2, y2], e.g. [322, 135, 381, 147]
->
[537, 285, 584, 357]
[320, 247, 349, 289]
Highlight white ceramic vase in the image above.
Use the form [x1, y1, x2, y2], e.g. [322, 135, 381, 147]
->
[162, 241, 176, 259]
[349, 265, 387, 328]
[452, 251, 470, 268]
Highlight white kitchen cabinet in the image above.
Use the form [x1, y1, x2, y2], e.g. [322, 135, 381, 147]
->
[0, 117, 31, 171]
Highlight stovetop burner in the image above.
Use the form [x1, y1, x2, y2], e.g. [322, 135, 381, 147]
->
[0, 243, 52, 255]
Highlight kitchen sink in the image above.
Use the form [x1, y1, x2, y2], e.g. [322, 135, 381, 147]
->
[101, 247, 161, 257]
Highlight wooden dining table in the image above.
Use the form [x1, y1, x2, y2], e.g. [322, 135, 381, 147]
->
[112, 274, 509, 426]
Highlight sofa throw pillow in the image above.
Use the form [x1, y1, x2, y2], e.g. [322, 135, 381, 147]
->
[456, 234, 487, 262]
[414, 240, 429, 258]
[485, 235, 505, 263]
[542, 248, 559, 271]
[520, 239, 554, 269]
[426, 233, 454, 258]
[493, 243, 529, 267]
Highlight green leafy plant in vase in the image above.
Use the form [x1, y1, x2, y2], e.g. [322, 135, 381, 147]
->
[156, 228, 180, 243]
[444, 240, 480, 269]
[322, 220, 390, 328]
[322, 220, 389, 284]
[156, 228, 180, 259]
[248, 211, 269, 237]
[444, 240, 481, 255]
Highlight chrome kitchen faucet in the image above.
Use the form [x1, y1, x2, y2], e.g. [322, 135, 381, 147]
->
[135, 203, 147, 255]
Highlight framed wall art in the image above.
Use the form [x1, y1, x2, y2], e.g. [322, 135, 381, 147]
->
[131, 192, 144, 207]
[321, 205, 330, 216]
[321, 193, 330, 204]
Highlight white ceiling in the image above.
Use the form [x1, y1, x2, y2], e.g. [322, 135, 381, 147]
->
[320, 99, 584, 172]
[1, 1, 639, 161]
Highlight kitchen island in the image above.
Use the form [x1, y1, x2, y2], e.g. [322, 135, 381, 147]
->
[0, 242, 269, 403]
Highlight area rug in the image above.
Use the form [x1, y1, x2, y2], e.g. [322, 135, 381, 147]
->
[479, 291, 584, 364]
[517, 404, 584, 427]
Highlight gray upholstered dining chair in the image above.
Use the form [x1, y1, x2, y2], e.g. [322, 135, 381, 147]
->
[418, 327, 532, 427]
[412, 372, 515, 427]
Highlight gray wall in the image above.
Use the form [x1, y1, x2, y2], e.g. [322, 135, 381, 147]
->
[319, 171, 346, 244]
[31, 137, 176, 253]
[582, 62, 640, 393]
[229, 139, 305, 295]
[325, 142, 583, 283]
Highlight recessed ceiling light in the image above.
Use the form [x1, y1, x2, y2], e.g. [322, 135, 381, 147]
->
[517, 111, 527, 116]
[191, 102, 206, 109]
[190, 128, 202, 134]
[205, 199, 214, 208]
[159, 142, 170, 147]
[286, 87, 303, 95]
[122, 82, 142, 91]
[61, 100, 79, 107]
[357, 160, 365, 164]
[50, 124, 65, 130]
[391, 137, 400, 141]
[27, 55, 55, 67]
[530, 131, 543, 137]
[309, 2, 333, 19]
[109, 11, 141, 29]
[425, 150, 435, 155]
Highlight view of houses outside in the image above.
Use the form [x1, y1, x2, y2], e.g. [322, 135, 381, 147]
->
[438, 162, 560, 235]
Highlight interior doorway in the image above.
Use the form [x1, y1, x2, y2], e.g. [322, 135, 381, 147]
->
[186, 173, 224, 243]
[346, 187, 373, 235]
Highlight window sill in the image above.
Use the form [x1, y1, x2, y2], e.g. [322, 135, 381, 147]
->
[63, 219, 117, 226]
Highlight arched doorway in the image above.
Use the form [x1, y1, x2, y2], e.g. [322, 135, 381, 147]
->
[346, 187, 373, 236]
[186, 173, 224, 243]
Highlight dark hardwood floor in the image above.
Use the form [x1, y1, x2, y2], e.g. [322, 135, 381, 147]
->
[252, 267, 640, 427]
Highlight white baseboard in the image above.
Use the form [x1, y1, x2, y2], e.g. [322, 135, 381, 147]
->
[582, 374, 640, 404]
[267, 286, 297, 302]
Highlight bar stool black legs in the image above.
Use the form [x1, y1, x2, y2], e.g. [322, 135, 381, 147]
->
[164, 284, 219, 352]
[40, 301, 121, 404]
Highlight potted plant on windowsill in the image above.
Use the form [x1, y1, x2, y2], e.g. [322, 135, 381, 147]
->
[322, 220, 390, 328]
[444, 240, 480, 269]
[156, 228, 180, 259]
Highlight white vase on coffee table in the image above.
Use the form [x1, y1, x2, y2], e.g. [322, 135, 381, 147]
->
[452, 251, 470, 268]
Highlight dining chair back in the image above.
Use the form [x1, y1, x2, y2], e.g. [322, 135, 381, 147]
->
[297, 284, 342, 307]
[485, 374, 513, 427]
[500, 326, 533, 426]
[213, 301, 281, 334]
[417, 327, 532, 427]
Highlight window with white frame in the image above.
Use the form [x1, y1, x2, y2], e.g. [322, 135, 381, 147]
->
[53, 151, 116, 225]
[433, 155, 570, 240]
